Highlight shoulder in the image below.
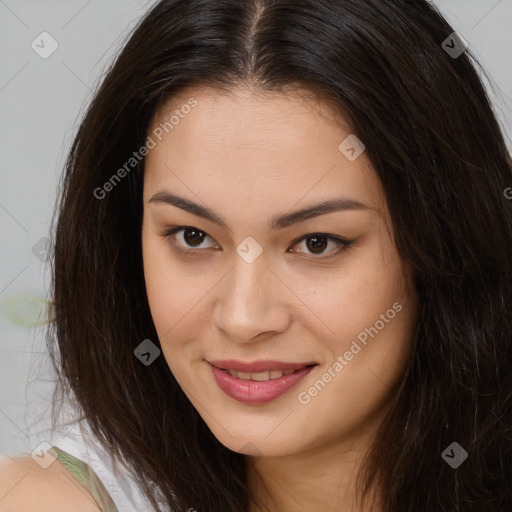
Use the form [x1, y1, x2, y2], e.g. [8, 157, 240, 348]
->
[0, 455, 102, 512]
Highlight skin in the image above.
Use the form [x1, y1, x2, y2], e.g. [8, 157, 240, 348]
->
[142, 85, 419, 512]
[0, 456, 101, 511]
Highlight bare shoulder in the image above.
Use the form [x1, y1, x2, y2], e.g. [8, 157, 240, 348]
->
[0, 455, 102, 512]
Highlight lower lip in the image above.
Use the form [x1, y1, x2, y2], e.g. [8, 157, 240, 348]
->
[209, 363, 316, 405]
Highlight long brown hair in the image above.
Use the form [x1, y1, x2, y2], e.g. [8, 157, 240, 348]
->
[48, 0, 512, 510]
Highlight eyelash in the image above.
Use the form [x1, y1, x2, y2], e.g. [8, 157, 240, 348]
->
[157, 225, 353, 261]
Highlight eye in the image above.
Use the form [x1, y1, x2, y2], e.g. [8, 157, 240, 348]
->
[158, 226, 218, 253]
[288, 233, 353, 260]
[158, 226, 353, 260]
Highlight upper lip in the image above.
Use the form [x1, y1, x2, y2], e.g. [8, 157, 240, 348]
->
[208, 360, 317, 373]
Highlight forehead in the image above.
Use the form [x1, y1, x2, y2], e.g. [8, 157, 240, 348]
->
[143, 85, 387, 223]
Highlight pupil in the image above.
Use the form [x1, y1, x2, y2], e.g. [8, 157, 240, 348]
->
[307, 235, 327, 254]
[184, 229, 204, 246]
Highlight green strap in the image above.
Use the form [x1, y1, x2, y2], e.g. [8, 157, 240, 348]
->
[52, 446, 119, 512]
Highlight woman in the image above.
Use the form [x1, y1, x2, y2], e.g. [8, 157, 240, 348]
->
[1, 0, 510, 510]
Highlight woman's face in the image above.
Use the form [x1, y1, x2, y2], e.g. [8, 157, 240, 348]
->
[142, 85, 418, 457]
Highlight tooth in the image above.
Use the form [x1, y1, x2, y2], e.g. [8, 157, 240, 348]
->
[225, 369, 298, 380]
[250, 371, 271, 381]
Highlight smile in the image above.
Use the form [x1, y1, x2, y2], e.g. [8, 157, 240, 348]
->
[207, 360, 318, 405]
[224, 368, 299, 380]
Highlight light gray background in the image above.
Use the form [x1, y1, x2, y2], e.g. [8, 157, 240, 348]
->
[1, 0, 511, 457]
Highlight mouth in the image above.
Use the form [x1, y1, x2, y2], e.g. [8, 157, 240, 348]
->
[207, 360, 318, 405]
[208, 359, 318, 381]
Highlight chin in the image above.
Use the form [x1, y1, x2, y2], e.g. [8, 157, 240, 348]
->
[203, 419, 309, 458]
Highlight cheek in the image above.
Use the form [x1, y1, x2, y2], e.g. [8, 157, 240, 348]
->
[299, 231, 411, 351]
[298, 262, 416, 443]
[142, 230, 167, 324]
[298, 235, 417, 415]
[141, 228, 213, 351]
[141, 228, 184, 337]
[142, 233, 195, 380]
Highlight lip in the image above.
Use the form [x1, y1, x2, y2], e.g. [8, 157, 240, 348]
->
[208, 362, 317, 405]
[209, 359, 317, 373]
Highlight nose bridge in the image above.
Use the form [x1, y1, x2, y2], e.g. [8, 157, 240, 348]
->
[227, 249, 273, 319]
[213, 245, 289, 342]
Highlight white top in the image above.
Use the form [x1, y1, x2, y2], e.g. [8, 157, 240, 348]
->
[48, 400, 170, 512]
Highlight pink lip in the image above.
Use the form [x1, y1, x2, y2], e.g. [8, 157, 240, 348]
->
[209, 359, 316, 373]
[208, 362, 317, 405]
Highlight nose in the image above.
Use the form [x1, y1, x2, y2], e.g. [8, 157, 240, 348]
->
[212, 252, 291, 344]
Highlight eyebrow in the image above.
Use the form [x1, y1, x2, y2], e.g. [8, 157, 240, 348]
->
[148, 191, 371, 230]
